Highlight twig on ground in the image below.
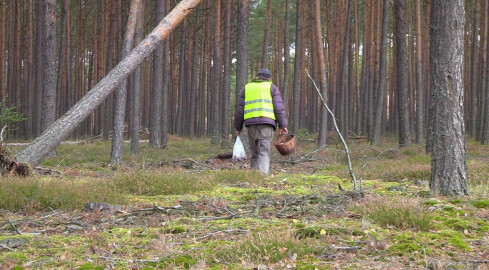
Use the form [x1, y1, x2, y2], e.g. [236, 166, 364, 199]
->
[277, 198, 288, 215]
[184, 158, 216, 170]
[0, 244, 15, 252]
[133, 205, 183, 213]
[194, 229, 249, 241]
[198, 214, 241, 221]
[8, 220, 21, 235]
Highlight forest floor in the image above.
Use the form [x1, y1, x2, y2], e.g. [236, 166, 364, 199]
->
[1, 133, 489, 270]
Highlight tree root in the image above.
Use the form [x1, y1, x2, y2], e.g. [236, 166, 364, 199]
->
[0, 144, 30, 176]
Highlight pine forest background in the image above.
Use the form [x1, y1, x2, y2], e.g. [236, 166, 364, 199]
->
[0, 0, 487, 147]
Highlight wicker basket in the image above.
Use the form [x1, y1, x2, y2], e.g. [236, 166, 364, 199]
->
[274, 134, 296, 155]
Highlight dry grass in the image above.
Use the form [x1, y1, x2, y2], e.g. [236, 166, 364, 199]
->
[356, 196, 432, 231]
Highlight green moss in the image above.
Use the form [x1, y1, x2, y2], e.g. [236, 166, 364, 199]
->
[470, 199, 489, 208]
[76, 263, 104, 270]
[448, 237, 471, 251]
[423, 200, 440, 206]
[449, 198, 463, 204]
[389, 243, 428, 255]
[296, 227, 322, 239]
[164, 226, 186, 234]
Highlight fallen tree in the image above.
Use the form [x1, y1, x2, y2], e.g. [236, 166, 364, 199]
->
[15, 0, 203, 168]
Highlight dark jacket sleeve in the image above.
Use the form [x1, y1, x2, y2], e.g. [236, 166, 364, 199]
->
[272, 84, 287, 129]
[234, 90, 245, 131]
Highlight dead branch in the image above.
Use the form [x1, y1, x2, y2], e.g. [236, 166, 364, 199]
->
[198, 214, 241, 221]
[307, 72, 359, 190]
[0, 243, 15, 252]
[8, 220, 21, 235]
[184, 158, 216, 170]
[193, 229, 249, 241]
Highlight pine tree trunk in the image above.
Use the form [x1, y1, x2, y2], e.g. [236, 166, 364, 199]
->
[261, 0, 272, 68]
[292, 0, 302, 135]
[176, 19, 187, 135]
[0, 0, 6, 102]
[371, 0, 389, 145]
[395, 0, 411, 147]
[110, 0, 141, 163]
[314, 0, 328, 147]
[16, 0, 203, 167]
[25, 0, 35, 138]
[415, 0, 425, 144]
[429, 0, 468, 196]
[189, 4, 201, 137]
[130, 1, 145, 154]
[236, 0, 251, 154]
[282, 0, 291, 109]
[149, 0, 164, 148]
[221, 0, 232, 147]
[470, 0, 479, 137]
[161, 0, 171, 147]
[41, 0, 57, 135]
[211, 0, 222, 144]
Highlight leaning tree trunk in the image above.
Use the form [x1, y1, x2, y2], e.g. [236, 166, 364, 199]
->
[16, 0, 203, 167]
[110, 0, 141, 163]
[429, 0, 468, 196]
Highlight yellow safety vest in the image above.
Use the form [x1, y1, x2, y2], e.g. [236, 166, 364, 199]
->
[244, 81, 276, 120]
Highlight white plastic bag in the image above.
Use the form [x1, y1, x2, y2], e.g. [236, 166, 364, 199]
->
[232, 136, 247, 161]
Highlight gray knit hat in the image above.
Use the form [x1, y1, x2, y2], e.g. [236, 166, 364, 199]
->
[257, 68, 271, 78]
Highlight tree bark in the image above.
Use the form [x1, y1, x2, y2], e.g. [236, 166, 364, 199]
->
[0, 0, 6, 102]
[149, 0, 164, 148]
[110, 0, 141, 163]
[16, 0, 203, 167]
[211, 0, 222, 144]
[292, 0, 302, 135]
[261, 0, 273, 68]
[161, 0, 171, 148]
[41, 0, 57, 158]
[371, 0, 389, 145]
[221, 0, 232, 147]
[429, 0, 468, 196]
[236, 0, 251, 154]
[313, 0, 328, 147]
[282, 0, 291, 109]
[189, 4, 201, 137]
[394, 0, 411, 147]
[415, 0, 424, 144]
[130, 1, 145, 154]
[470, 0, 479, 137]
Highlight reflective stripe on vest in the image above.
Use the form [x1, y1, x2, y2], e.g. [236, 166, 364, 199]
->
[244, 81, 276, 120]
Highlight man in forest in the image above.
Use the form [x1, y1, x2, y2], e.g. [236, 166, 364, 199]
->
[235, 68, 288, 175]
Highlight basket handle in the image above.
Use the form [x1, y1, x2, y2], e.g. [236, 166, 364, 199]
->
[276, 133, 293, 141]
